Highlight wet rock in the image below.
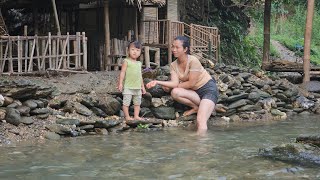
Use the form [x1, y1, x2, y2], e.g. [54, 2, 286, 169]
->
[238, 105, 262, 112]
[304, 81, 320, 93]
[44, 132, 61, 140]
[0, 108, 6, 120]
[146, 84, 167, 98]
[139, 107, 153, 117]
[94, 119, 122, 129]
[16, 106, 31, 116]
[91, 107, 107, 117]
[125, 118, 163, 128]
[296, 134, 320, 147]
[46, 124, 72, 135]
[74, 102, 92, 116]
[259, 143, 320, 166]
[23, 100, 38, 110]
[62, 101, 75, 113]
[37, 113, 50, 119]
[20, 117, 34, 125]
[141, 92, 152, 108]
[248, 92, 260, 102]
[296, 96, 315, 109]
[228, 99, 249, 109]
[97, 96, 121, 115]
[95, 128, 109, 135]
[56, 119, 80, 126]
[30, 108, 50, 115]
[7, 100, 22, 108]
[151, 106, 176, 120]
[176, 114, 197, 121]
[80, 96, 97, 108]
[49, 99, 67, 109]
[3, 96, 14, 106]
[33, 100, 45, 108]
[79, 125, 94, 130]
[5, 108, 21, 126]
[226, 93, 248, 103]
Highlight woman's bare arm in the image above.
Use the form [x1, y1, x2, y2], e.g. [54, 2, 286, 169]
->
[146, 71, 179, 89]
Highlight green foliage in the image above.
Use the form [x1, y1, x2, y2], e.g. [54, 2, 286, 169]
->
[270, 4, 320, 65]
[137, 123, 149, 129]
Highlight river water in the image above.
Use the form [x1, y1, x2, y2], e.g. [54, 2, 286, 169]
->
[0, 115, 319, 179]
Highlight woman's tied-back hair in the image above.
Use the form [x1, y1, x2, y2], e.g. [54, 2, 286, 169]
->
[128, 40, 142, 49]
[174, 36, 190, 54]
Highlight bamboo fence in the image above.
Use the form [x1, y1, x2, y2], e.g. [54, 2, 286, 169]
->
[0, 32, 87, 75]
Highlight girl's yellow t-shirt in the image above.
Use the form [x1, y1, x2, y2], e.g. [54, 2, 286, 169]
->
[124, 58, 142, 89]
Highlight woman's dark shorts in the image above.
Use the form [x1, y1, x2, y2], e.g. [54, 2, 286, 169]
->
[195, 79, 219, 104]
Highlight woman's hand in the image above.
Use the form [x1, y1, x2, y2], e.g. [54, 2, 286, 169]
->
[146, 80, 157, 89]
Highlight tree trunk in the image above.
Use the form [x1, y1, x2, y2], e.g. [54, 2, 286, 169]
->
[303, 0, 315, 83]
[262, 0, 271, 70]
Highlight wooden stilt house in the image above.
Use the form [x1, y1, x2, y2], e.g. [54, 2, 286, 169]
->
[0, 0, 220, 74]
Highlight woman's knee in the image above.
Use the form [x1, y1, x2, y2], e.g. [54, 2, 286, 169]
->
[170, 88, 181, 99]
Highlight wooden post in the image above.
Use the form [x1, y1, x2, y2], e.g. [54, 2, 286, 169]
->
[17, 36, 22, 73]
[135, 9, 139, 41]
[82, 32, 87, 70]
[28, 39, 35, 72]
[24, 25, 28, 36]
[51, 0, 61, 34]
[262, 0, 271, 70]
[35, 35, 40, 70]
[167, 20, 172, 64]
[139, 7, 145, 43]
[0, 41, 3, 73]
[155, 48, 160, 67]
[48, 32, 52, 69]
[8, 37, 13, 73]
[104, 0, 111, 71]
[33, 0, 39, 35]
[76, 32, 80, 69]
[144, 46, 150, 68]
[52, 36, 56, 69]
[303, 0, 315, 83]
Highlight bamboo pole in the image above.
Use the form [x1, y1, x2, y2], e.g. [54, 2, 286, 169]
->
[8, 37, 13, 73]
[82, 32, 87, 70]
[303, 0, 315, 83]
[28, 39, 36, 72]
[144, 46, 150, 68]
[17, 36, 22, 73]
[48, 32, 52, 69]
[51, 0, 61, 34]
[262, 0, 271, 70]
[167, 20, 172, 64]
[76, 32, 80, 69]
[0, 41, 2, 73]
[104, 1, 111, 71]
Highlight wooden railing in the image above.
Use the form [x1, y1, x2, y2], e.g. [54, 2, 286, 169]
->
[142, 20, 219, 63]
[0, 32, 87, 75]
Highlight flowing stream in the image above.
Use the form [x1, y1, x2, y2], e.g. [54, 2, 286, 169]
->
[0, 115, 319, 179]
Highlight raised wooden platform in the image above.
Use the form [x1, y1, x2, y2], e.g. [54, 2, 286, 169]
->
[264, 60, 320, 73]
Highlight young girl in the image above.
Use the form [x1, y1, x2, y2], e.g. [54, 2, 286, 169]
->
[117, 41, 146, 120]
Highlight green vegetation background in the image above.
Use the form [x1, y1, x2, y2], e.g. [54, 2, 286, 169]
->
[215, 1, 320, 68]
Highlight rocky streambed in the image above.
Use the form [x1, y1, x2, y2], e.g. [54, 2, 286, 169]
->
[1, 63, 320, 149]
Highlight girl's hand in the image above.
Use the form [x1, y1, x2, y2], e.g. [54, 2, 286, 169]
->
[146, 80, 157, 89]
[142, 88, 146, 94]
[117, 84, 123, 92]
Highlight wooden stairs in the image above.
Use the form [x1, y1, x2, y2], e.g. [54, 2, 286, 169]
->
[142, 20, 220, 65]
